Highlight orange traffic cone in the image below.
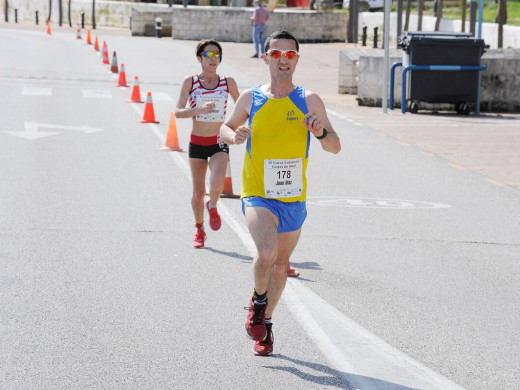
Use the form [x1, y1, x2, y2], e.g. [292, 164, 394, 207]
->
[86, 28, 92, 44]
[93, 36, 99, 51]
[101, 41, 110, 64]
[141, 92, 159, 124]
[46, 21, 51, 35]
[110, 51, 119, 73]
[76, 27, 81, 40]
[159, 113, 184, 152]
[220, 157, 240, 199]
[287, 261, 300, 277]
[116, 63, 128, 87]
[127, 76, 143, 103]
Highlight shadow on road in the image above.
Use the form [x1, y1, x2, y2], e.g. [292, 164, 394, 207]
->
[263, 354, 419, 390]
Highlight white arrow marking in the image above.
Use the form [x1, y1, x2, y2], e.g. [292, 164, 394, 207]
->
[4, 122, 104, 140]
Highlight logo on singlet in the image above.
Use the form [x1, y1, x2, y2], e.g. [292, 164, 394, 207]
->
[286, 110, 299, 121]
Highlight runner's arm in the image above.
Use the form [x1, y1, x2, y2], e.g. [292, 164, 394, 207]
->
[220, 90, 252, 145]
[226, 77, 240, 103]
[304, 92, 341, 154]
[174, 76, 213, 118]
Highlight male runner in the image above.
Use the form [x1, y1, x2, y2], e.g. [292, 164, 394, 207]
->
[220, 30, 341, 356]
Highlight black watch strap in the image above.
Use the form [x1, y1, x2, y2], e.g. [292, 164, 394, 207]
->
[315, 128, 328, 140]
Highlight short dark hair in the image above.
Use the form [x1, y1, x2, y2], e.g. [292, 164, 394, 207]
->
[196, 39, 223, 62]
[264, 30, 299, 53]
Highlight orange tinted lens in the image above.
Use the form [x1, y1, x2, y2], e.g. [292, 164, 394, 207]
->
[268, 50, 283, 58]
[285, 50, 298, 59]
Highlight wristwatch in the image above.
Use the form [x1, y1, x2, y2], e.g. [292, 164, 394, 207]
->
[315, 128, 328, 140]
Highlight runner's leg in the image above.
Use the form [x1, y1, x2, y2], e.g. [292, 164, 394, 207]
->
[190, 158, 208, 223]
[245, 205, 279, 295]
[266, 229, 301, 318]
[207, 152, 227, 206]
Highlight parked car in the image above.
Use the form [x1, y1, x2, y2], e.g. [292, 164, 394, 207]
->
[343, 0, 384, 10]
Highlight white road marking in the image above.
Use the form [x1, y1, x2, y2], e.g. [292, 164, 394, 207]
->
[135, 103, 466, 390]
[307, 197, 451, 209]
[4, 121, 103, 140]
[82, 89, 112, 99]
[22, 87, 52, 96]
[151, 92, 174, 102]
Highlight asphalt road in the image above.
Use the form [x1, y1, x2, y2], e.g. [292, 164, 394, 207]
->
[1, 24, 519, 390]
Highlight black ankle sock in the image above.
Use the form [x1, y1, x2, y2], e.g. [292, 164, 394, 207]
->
[253, 289, 267, 302]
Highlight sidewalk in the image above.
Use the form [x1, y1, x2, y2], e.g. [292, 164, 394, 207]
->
[222, 40, 520, 190]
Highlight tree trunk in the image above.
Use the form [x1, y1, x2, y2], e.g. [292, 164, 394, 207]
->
[58, 0, 62, 26]
[68, 0, 71, 27]
[497, 0, 506, 48]
[404, 0, 412, 32]
[92, 0, 96, 29]
[461, 0, 467, 32]
[48, 0, 52, 22]
[397, 0, 403, 38]
[4, 0, 8, 22]
[435, 0, 443, 31]
[418, 0, 424, 31]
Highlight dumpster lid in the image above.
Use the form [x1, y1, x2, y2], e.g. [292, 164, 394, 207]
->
[398, 31, 485, 50]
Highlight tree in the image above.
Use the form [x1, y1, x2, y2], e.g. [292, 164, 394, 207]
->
[404, 0, 412, 32]
[59, 0, 62, 26]
[48, 0, 52, 22]
[461, 0, 467, 32]
[4, 0, 8, 22]
[435, 0, 443, 31]
[92, 0, 96, 29]
[497, 0, 507, 48]
[68, 0, 72, 27]
[418, 0, 424, 31]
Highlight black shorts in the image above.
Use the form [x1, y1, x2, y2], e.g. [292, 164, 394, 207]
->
[188, 134, 229, 160]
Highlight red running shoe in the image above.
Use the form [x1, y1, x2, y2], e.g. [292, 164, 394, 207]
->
[245, 297, 268, 341]
[192, 229, 206, 249]
[287, 261, 300, 277]
[206, 201, 222, 231]
[253, 323, 273, 356]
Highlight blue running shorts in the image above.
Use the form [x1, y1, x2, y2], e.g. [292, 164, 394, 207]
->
[241, 196, 307, 233]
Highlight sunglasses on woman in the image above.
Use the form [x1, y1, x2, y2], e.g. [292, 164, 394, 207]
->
[202, 51, 221, 59]
[266, 49, 299, 59]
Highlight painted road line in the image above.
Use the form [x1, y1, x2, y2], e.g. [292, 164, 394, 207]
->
[22, 87, 52, 96]
[327, 109, 364, 127]
[149, 92, 174, 102]
[4, 122, 104, 140]
[82, 89, 112, 99]
[133, 103, 465, 390]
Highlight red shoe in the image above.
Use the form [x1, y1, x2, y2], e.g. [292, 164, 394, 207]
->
[206, 201, 222, 231]
[287, 264, 300, 277]
[245, 297, 268, 341]
[192, 229, 206, 249]
[253, 323, 273, 356]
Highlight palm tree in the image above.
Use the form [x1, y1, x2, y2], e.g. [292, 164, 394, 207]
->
[92, 0, 96, 29]
[59, 0, 62, 26]
[404, 0, 412, 32]
[68, 0, 72, 27]
[461, 0, 467, 32]
[435, 0, 443, 31]
[418, 0, 424, 31]
[497, 0, 507, 47]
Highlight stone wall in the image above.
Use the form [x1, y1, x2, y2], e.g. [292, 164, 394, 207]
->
[167, 7, 347, 43]
[130, 7, 174, 37]
[341, 48, 520, 112]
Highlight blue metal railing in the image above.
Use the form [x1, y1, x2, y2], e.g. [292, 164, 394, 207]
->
[389, 63, 487, 115]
